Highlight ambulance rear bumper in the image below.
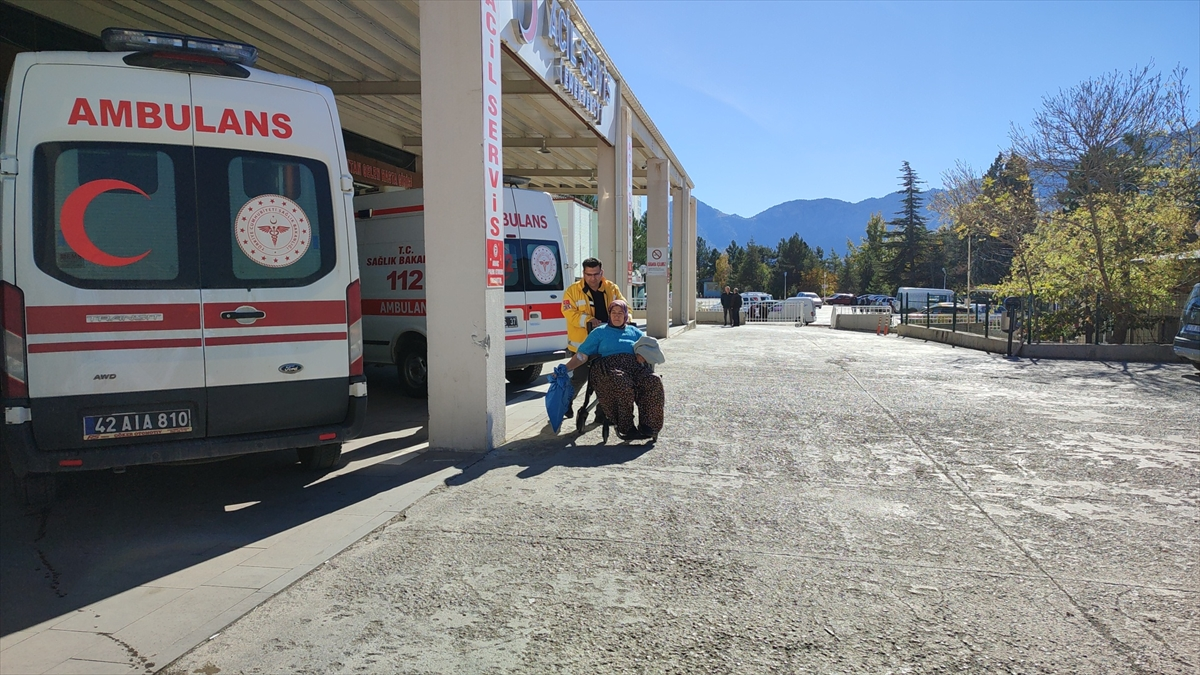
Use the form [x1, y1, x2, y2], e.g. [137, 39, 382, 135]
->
[2, 393, 366, 478]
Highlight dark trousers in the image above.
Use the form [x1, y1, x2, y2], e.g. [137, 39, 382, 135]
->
[723, 307, 733, 325]
[732, 308, 741, 326]
[567, 356, 589, 409]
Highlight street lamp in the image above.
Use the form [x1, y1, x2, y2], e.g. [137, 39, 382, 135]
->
[942, 267, 947, 290]
[783, 271, 788, 298]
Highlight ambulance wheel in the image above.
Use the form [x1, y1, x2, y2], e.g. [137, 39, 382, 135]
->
[396, 338, 428, 398]
[505, 364, 541, 386]
[298, 444, 342, 471]
[15, 472, 56, 511]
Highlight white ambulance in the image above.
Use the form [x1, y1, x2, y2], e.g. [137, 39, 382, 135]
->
[355, 185, 569, 396]
[1, 30, 366, 504]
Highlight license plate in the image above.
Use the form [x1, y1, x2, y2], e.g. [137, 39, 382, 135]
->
[505, 315, 518, 328]
[84, 408, 193, 441]
[1184, 324, 1200, 334]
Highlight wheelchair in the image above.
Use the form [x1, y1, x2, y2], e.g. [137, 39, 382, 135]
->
[573, 358, 657, 443]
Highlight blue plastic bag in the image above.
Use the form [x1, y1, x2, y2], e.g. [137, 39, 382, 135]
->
[544, 363, 574, 432]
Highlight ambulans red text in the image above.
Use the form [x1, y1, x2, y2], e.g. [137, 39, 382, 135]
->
[503, 212, 549, 229]
[68, 98, 292, 139]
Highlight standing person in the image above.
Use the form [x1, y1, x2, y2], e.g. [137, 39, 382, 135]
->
[561, 258, 625, 417]
[720, 286, 735, 326]
[564, 299, 664, 440]
[732, 288, 743, 326]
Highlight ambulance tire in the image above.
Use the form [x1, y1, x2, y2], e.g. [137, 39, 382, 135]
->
[396, 337, 428, 398]
[505, 364, 542, 386]
[298, 444, 342, 471]
[15, 472, 56, 512]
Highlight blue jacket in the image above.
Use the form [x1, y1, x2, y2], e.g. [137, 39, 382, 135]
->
[577, 323, 644, 359]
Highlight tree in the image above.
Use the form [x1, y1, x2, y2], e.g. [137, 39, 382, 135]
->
[773, 233, 816, 297]
[632, 211, 647, 268]
[883, 161, 931, 289]
[732, 238, 771, 292]
[844, 212, 892, 294]
[696, 236, 720, 295]
[713, 253, 731, 288]
[1011, 64, 1196, 341]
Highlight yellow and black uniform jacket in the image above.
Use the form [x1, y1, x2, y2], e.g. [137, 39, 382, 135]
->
[561, 278, 625, 353]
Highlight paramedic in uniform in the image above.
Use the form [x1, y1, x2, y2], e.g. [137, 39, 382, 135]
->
[562, 258, 625, 417]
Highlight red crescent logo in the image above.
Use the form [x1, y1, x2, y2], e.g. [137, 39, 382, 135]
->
[61, 179, 152, 267]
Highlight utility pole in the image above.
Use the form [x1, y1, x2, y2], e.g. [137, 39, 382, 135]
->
[966, 235, 972, 304]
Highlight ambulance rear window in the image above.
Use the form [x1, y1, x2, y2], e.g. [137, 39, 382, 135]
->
[195, 149, 335, 288]
[33, 142, 197, 289]
[504, 240, 521, 292]
[522, 239, 564, 291]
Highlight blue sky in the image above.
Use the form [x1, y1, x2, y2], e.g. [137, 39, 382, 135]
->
[577, 0, 1200, 218]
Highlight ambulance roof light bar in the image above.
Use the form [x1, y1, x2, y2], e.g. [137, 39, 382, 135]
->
[101, 28, 258, 67]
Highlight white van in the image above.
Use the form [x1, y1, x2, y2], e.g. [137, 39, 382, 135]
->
[895, 287, 955, 311]
[773, 296, 817, 324]
[355, 186, 569, 396]
[1, 30, 365, 503]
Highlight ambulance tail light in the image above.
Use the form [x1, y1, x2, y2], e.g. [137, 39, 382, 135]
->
[1, 282, 28, 399]
[347, 280, 364, 377]
[102, 28, 258, 66]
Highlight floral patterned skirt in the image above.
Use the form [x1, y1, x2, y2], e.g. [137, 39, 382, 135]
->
[590, 353, 664, 437]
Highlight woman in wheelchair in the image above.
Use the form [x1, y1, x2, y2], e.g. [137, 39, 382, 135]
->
[564, 299, 664, 441]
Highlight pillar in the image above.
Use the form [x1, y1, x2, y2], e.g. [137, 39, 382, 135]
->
[616, 104, 633, 298]
[688, 196, 698, 324]
[420, 0, 506, 450]
[671, 185, 687, 326]
[646, 158, 669, 338]
[596, 138, 616, 278]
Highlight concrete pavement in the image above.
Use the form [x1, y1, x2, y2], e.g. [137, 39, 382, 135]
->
[161, 323, 1197, 674]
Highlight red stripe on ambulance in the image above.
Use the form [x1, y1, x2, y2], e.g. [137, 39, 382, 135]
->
[203, 300, 346, 327]
[26, 304, 201, 334]
[205, 332, 347, 347]
[361, 299, 426, 317]
[28, 337, 203, 353]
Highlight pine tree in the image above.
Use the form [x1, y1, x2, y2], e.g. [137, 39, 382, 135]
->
[883, 161, 931, 289]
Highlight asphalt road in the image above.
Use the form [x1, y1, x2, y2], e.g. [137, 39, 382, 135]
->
[163, 324, 1199, 675]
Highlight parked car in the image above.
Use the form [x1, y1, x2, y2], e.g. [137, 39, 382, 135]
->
[795, 291, 823, 308]
[825, 293, 856, 305]
[1173, 283, 1200, 371]
[771, 296, 817, 324]
[908, 302, 972, 319]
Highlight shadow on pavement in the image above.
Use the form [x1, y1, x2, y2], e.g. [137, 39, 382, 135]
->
[448, 420, 656, 486]
[0, 366, 460, 636]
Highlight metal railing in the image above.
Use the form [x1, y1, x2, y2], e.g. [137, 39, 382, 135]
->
[897, 291, 1185, 345]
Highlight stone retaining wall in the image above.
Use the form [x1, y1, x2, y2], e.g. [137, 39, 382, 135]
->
[896, 324, 1178, 362]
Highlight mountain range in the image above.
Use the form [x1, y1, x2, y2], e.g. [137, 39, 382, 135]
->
[696, 189, 944, 257]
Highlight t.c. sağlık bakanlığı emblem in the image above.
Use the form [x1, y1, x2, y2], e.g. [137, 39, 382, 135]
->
[235, 194, 310, 268]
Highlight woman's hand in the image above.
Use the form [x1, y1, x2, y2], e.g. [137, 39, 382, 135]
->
[636, 354, 646, 364]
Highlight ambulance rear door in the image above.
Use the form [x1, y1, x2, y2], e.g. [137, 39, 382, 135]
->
[191, 76, 350, 437]
[507, 188, 566, 356]
[15, 60, 208, 452]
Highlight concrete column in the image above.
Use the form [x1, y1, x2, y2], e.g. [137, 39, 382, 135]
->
[671, 185, 686, 326]
[646, 158, 669, 338]
[420, 0, 505, 450]
[616, 104, 633, 298]
[595, 139, 616, 277]
[688, 196, 698, 324]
